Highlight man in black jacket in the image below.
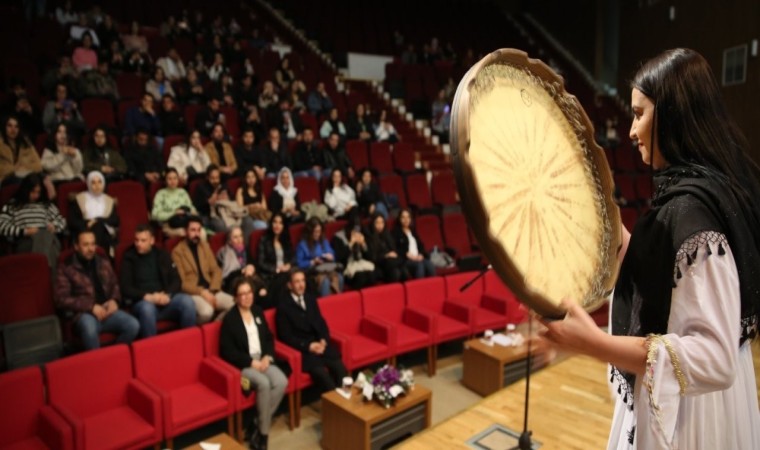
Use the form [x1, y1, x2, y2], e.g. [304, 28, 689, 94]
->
[292, 128, 326, 180]
[120, 224, 196, 337]
[275, 269, 347, 392]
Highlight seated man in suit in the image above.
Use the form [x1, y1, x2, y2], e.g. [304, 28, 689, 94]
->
[120, 224, 196, 336]
[171, 216, 235, 323]
[55, 229, 139, 350]
[276, 268, 347, 392]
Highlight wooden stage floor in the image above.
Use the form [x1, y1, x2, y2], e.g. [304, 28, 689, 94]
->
[398, 354, 613, 449]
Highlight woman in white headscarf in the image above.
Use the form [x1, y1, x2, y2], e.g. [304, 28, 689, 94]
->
[267, 167, 302, 223]
[69, 171, 119, 253]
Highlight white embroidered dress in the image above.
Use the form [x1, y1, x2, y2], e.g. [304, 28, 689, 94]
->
[607, 232, 760, 450]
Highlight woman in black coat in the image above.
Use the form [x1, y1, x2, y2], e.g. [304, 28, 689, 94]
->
[392, 208, 435, 279]
[366, 212, 404, 282]
[220, 277, 290, 450]
[257, 213, 296, 306]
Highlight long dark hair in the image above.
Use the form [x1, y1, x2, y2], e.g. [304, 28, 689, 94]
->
[242, 169, 262, 196]
[12, 174, 48, 207]
[265, 212, 292, 250]
[1, 115, 30, 150]
[87, 125, 112, 150]
[303, 216, 324, 251]
[45, 122, 69, 153]
[631, 48, 760, 217]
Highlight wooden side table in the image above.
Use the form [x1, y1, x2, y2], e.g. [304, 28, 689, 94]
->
[461, 338, 528, 396]
[183, 432, 246, 450]
[321, 385, 432, 450]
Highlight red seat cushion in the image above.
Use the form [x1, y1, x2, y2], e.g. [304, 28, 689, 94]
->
[435, 315, 470, 342]
[3, 438, 51, 450]
[84, 407, 155, 450]
[170, 384, 229, 428]
[394, 325, 429, 353]
[470, 308, 507, 333]
[344, 335, 389, 368]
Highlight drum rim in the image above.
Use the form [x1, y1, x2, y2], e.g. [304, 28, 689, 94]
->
[450, 48, 622, 318]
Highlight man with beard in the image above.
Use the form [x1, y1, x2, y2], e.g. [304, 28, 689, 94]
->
[323, 132, 355, 180]
[260, 128, 291, 178]
[204, 123, 237, 178]
[235, 127, 266, 179]
[292, 128, 326, 180]
[125, 128, 164, 185]
[192, 164, 229, 232]
[171, 216, 234, 323]
[195, 95, 224, 137]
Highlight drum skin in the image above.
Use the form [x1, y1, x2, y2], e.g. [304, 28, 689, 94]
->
[450, 48, 621, 319]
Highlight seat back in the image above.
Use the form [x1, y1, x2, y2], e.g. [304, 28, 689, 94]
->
[404, 277, 446, 313]
[392, 142, 416, 173]
[431, 172, 457, 206]
[378, 174, 408, 209]
[107, 180, 148, 243]
[47, 345, 133, 417]
[3, 315, 62, 370]
[361, 284, 405, 323]
[81, 98, 116, 130]
[443, 213, 472, 256]
[56, 180, 87, 221]
[263, 309, 277, 336]
[444, 272, 483, 304]
[483, 270, 525, 323]
[414, 215, 445, 250]
[318, 292, 362, 335]
[0, 253, 53, 324]
[369, 142, 393, 174]
[405, 173, 432, 209]
[294, 176, 321, 203]
[201, 321, 222, 358]
[248, 229, 266, 258]
[345, 140, 369, 170]
[132, 327, 204, 389]
[0, 366, 45, 446]
[209, 231, 227, 255]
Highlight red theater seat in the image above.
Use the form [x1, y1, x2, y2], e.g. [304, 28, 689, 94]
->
[0, 366, 73, 450]
[482, 270, 527, 325]
[0, 253, 53, 324]
[131, 327, 235, 448]
[404, 277, 470, 343]
[361, 284, 435, 375]
[106, 181, 149, 243]
[46, 345, 161, 450]
[318, 292, 394, 371]
[444, 272, 506, 333]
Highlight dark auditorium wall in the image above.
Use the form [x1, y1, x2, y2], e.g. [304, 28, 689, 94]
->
[618, 0, 760, 165]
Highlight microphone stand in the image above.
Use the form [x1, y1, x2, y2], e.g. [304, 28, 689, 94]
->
[459, 266, 534, 449]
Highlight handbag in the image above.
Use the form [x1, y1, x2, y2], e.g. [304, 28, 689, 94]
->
[212, 199, 248, 228]
[313, 262, 343, 273]
[248, 203, 273, 222]
[344, 259, 375, 278]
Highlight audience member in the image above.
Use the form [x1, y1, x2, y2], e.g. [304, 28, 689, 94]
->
[204, 123, 238, 177]
[180, 68, 206, 105]
[275, 269, 347, 392]
[167, 129, 211, 184]
[12, 94, 42, 138]
[330, 215, 376, 289]
[192, 164, 229, 233]
[307, 82, 334, 118]
[156, 48, 187, 82]
[323, 132, 354, 179]
[237, 73, 260, 112]
[104, 39, 126, 73]
[257, 81, 279, 112]
[207, 52, 228, 83]
[367, 212, 403, 282]
[235, 128, 266, 180]
[257, 213, 295, 306]
[124, 93, 162, 139]
[41, 56, 77, 98]
[236, 169, 270, 229]
[195, 96, 223, 137]
[392, 209, 435, 279]
[319, 108, 346, 139]
[296, 217, 343, 297]
[431, 89, 451, 143]
[69, 171, 119, 254]
[287, 80, 307, 113]
[260, 128, 290, 177]
[121, 20, 149, 54]
[0, 174, 65, 268]
[243, 105, 266, 143]
[171, 216, 235, 323]
[355, 168, 388, 219]
[292, 128, 326, 179]
[56, 0, 78, 26]
[374, 109, 399, 143]
[55, 229, 139, 350]
[42, 83, 86, 138]
[346, 103, 374, 141]
[216, 226, 268, 298]
[145, 67, 176, 100]
[157, 94, 187, 136]
[324, 168, 358, 221]
[0, 115, 45, 187]
[70, 15, 101, 48]
[96, 15, 120, 49]
[125, 129, 164, 185]
[274, 58, 295, 91]
[269, 167, 302, 223]
[72, 33, 99, 73]
[220, 277, 288, 450]
[83, 128, 125, 182]
[41, 123, 84, 183]
[120, 224, 196, 337]
[270, 99, 303, 142]
[78, 60, 120, 100]
[151, 168, 197, 237]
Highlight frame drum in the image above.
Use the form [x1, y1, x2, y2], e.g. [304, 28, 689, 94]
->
[451, 49, 621, 318]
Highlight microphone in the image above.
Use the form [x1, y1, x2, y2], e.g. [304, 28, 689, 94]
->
[459, 264, 492, 292]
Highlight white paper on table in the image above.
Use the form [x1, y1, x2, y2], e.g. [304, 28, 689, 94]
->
[335, 387, 351, 400]
[389, 385, 404, 398]
[492, 333, 514, 347]
[355, 372, 367, 388]
[362, 383, 374, 400]
[199, 443, 221, 450]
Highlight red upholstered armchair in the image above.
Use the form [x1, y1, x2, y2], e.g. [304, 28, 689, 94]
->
[482, 271, 527, 326]
[0, 366, 72, 450]
[45, 345, 161, 450]
[360, 284, 435, 375]
[403, 277, 471, 342]
[131, 327, 235, 449]
[318, 292, 395, 371]
[444, 272, 507, 334]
